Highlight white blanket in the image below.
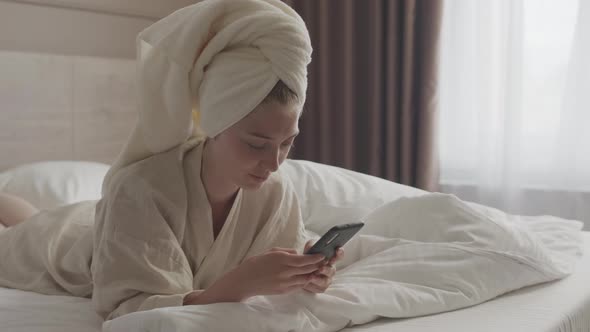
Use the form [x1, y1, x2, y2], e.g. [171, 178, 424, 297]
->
[103, 193, 584, 332]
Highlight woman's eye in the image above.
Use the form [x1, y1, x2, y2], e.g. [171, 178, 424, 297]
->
[247, 142, 265, 150]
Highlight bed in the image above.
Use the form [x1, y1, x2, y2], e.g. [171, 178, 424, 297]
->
[2, 235, 589, 332]
[1, 160, 589, 332]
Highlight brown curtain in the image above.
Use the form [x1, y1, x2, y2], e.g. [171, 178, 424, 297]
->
[284, 0, 442, 191]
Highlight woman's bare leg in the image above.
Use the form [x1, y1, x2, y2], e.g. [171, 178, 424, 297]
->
[0, 193, 39, 228]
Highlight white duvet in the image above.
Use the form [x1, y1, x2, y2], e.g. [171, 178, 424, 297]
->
[104, 193, 584, 332]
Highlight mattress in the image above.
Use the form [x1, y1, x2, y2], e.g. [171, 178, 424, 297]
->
[1, 232, 589, 332]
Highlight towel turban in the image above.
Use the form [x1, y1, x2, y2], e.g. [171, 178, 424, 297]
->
[102, 0, 312, 194]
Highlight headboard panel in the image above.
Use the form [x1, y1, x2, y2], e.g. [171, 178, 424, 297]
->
[0, 0, 197, 171]
[0, 51, 136, 170]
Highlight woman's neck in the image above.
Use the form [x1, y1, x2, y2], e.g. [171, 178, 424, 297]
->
[201, 139, 239, 205]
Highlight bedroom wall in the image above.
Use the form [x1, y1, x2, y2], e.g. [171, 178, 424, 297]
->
[0, 0, 197, 170]
[0, 0, 196, 58]
[0, 1, 151, 58]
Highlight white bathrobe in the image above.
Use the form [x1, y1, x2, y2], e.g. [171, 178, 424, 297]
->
[0, 138, 309, 320]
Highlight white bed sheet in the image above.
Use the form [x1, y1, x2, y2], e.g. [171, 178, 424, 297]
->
[1, 233, 589, 332]
[0, 289, 101, 332]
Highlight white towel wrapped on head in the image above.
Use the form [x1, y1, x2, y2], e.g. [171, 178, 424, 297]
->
[103, 0, 312, 194]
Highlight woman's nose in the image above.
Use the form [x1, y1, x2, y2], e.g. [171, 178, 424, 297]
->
[263, 147, 280, 172]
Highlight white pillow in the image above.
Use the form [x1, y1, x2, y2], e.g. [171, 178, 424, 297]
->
[0, 159, 425, 230]
[0, 161, 109, 210]
[281, 159, 426, 234]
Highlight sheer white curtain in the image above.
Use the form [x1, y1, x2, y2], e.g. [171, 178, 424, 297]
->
[439, 0, 590, 226]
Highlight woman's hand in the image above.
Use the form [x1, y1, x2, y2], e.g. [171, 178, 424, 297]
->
[302, 240, 344, 294]
[193, 248, 326, 304]
[182, 290, 205, 305]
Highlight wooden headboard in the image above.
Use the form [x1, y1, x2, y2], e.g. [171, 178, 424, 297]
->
[0, 0, 197, 171]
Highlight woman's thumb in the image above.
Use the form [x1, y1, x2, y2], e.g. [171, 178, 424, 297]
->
[304, 240, 314, 253]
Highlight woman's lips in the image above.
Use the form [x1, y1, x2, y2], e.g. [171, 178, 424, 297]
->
[250, 174, 268, 182]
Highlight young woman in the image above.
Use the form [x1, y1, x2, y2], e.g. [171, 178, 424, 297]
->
[0, 0, 343, 321]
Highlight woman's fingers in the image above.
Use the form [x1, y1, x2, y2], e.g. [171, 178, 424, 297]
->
[303, 282, 324, 293]
[316, 264, 336, 278]
[270, 247, 298, 254]
[303, 275, 331, 293]
[290, 273, 315, 287]
[286, 252, 325, 267]
[328, 248, 344, 265]
[285, 283, 308, 294]
[270, 244, 340, 295]
[289, 262, 324, 276]
[291, 270, 330, 288]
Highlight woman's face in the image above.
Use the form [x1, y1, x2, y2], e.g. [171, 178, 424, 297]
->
[208, 100, 300, 190]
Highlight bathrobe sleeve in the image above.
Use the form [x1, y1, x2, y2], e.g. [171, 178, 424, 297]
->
[91, 171, 194, 320]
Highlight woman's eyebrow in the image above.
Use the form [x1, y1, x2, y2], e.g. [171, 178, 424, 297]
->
[247, 132, 299, 140]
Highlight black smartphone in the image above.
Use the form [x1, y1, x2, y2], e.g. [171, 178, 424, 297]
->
[305, 222, 365, 260]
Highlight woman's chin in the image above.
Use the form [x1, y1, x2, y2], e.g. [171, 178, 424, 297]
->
[240, 183, 263, 191]
[240, 174, 267, 190]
